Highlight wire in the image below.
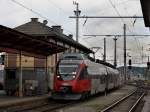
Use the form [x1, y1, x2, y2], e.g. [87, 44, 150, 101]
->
[123, 6, 144, 58]
[108, 0, 144, 61]
[83, 17, 88, 26]
[46, 0, 76, 35]
[47, 0, 68, 15]
[125, 7, 144, 57]
[10, 0, 74, 35]
[11, 0, 57, 25]
[108, 0, 125, 23]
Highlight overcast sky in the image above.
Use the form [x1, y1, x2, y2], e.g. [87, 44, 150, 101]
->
[0, 0, 150, 66]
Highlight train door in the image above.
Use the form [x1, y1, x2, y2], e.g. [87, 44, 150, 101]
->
[99, 74, 106, 92]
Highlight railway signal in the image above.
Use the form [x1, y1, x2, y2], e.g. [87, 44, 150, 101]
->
[147, 62, 150, 69]
[128, 59, 132, 69]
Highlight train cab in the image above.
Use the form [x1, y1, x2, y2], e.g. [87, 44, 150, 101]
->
[52, 53, 91, 100]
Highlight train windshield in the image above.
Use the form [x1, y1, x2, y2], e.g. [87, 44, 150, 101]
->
[57, 63, 79, 81]
[59, 65, 78, 74]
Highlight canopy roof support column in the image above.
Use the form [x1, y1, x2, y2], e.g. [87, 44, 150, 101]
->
[19, 51, 23, 97]
[46, 57, 49, 92]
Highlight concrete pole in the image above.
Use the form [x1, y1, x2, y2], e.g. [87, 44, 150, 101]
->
[124, 24, 127, 82]
[104, 38, 106, 62]
[142, 46, 144, 63]
[19, 51, 23, 97]
[113, 36, 117, 68]
[45, 57, 49, 92]
[74, 2, 81, 42]
[76, 3, 79, 42]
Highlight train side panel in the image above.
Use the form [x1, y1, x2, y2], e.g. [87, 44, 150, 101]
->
[91, 77, 106, 95]
[87, 62, 107, 95]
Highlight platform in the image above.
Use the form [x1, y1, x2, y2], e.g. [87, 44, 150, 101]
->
[0, 90, 50, 108]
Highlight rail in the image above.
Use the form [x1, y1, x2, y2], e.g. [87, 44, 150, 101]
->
[100, 89, 138, 112]
[128, 92, 145, 112]
[10, 101, 77, 112]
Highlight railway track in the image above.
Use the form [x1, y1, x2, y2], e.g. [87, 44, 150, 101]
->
[0, 81, 145, 112]
[100, 88, 146, 112]
[1, 89, 141, 112]
[21, 101, 76, 112]
[0, 100, 77, 112]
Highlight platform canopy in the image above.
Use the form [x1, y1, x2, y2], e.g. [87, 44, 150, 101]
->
[0, 25, 66, 58]
[140, 0, 150, 27]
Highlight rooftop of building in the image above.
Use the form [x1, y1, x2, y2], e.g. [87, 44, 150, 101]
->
[14, 18, 93, 54]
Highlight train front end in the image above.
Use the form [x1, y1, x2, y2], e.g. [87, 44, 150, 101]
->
[52, 53, 91, 100]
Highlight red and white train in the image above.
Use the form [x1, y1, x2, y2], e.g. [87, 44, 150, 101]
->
[52, 53, 123, 100]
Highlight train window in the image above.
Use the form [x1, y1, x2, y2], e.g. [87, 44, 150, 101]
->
[56, 63, 79, 81]
[87, 66, 100, 75]
[110, 74, 113, 83]
[58, 64, 78, 74]
[103, 75, 106, 84]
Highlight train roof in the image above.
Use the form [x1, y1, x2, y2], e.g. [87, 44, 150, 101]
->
[60, 53, 117, 69]
[60, 53, 88, 60]
[59, 59, 82, 64]
[95, 59, 116, 69]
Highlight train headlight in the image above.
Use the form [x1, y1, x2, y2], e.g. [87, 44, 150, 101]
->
[72, 72, 76, 74]
[72, 75, 76, 79]
[57, 75, 60, 78]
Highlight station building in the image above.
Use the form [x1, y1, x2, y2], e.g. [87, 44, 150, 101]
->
[6, 18, 92, 72]
[3, 18, 93, 95]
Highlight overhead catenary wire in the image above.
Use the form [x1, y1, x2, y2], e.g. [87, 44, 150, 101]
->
[76, 1, 143, 38]
[107, 0, 141, 32]
[123, 7, 143, 59]
[80, 0, 133, 46]
[124, 5, 142, 56]
[100, 0, 134, 15]
[107, 0, 144, 60]
[46, 0, 76, 35]
[123, 5, 143, 58]
[79, 2, 145, 64]
[108, 0, 126, 23]
[70, 0, 143, 51]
